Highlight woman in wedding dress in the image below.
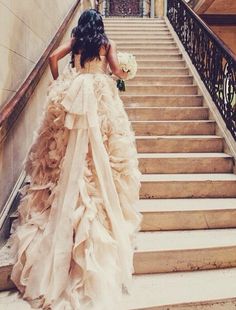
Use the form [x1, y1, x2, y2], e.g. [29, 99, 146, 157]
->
[9, 8, 142, 310]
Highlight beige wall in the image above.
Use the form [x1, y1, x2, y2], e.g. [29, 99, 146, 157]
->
[0, 1, 94, 221]
[206, 0, 236, 14]
[210, 25, 236, 55]
[0, 0, 78, 108]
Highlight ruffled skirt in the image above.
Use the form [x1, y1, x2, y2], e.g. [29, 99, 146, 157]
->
[9, 66, 143, 310]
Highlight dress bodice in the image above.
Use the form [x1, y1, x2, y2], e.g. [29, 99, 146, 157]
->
[74, 54, 109, 74]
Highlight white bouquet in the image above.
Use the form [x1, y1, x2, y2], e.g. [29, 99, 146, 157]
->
[116, 52, 137, 91]
[117, 52, 137, 80]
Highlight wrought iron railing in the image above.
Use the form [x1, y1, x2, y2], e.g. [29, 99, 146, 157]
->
[167, 0, 236, 140]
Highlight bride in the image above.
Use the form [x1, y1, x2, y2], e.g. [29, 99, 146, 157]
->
[9, 8, 142, 310]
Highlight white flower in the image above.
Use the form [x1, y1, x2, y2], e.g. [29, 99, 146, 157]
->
[117, 52, 137, 80]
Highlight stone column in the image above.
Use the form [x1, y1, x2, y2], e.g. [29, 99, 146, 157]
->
[155, 0, 164, 17]
[151, 0, 155, 18]
[99, 0, 107, 16]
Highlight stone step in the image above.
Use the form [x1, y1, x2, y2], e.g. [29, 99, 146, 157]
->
[137, 67, 189, 75]
[136, 135, 223, 153]
[138, 153, 233, 174]
[132, 120, 215, 135]
[128, 75, 192, 85]
[134, 229, 236, 273]
[104, 19, 166, 25]
[1, 262, 236, 309]
[124, 268, 236, 309]
[126, 107, 208, 121]
[104, 24, 167, 28]
[136, 60, 186, 68]
[118, 47, 179, 53]
[105, 27, 169, 32]
[117, 41, 176, 47]
[108, 35, 173, 41]
[106, 30, 171, 36]
[134, 54, 183, 61]
[140, 173, 236, 199]
[126, 85, 198, 96]
[122, 95, 203, 107]
[138, 198, 236, 231]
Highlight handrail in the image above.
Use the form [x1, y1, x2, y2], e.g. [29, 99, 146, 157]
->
[167, 0, 236, 140]
[0, 0, 81, 144]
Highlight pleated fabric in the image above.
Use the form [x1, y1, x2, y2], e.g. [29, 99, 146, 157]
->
[9, 58, 142, 309]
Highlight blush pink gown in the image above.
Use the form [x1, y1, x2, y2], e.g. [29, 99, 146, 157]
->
[9, 54, 142, 309]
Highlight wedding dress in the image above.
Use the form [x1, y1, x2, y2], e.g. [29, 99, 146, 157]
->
[9, 54, 143, 310]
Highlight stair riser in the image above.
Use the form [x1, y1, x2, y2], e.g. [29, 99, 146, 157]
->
[108, 36, 173, 41]
[106, 30, 173, 37]
[134, 55, 183, 61]
[139, 157, 233, 174]
[126, 86, 198, 96]
[104, 22, 166, 25]
[140, 181, 236, 198]
[136, 61, 186, 68]
[134, 247, 236, 273]
[105, 25, 167, 29]
[132, 122, 215, 135]
[137, 68, 189, 75]
[105, 28, 169, 33]
[136, 138, 223, 153]
[122, 95, 202, 106]
[128, 76, 193, 85]
[2, 253, 236, 297]
[117, 42, 176, 47]
[141, 210, 236, 231]
[119, 45, 178, 50]
[133, 300, 236, 310]
[127, 108, 208, 121]
[119, 48, 179, 54]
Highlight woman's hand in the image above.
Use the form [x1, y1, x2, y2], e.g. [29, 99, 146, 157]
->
[122, 70, 129, 80]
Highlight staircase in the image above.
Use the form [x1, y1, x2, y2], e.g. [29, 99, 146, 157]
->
[105, 17, 236, 309]
[1, 17, 236, 309]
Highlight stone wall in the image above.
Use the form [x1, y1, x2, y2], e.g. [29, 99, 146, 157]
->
[0, 0, 78, 108]
[0, 0, 94, 230]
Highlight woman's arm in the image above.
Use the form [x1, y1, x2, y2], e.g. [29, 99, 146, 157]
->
[106, 40, 128, 80]
[49, 38, 74, 80]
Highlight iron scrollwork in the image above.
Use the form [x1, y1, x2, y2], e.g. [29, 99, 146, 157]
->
[101, 1, 151, 17]
[167, 0, 236, 140]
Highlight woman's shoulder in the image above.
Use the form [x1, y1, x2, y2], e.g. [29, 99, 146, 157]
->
[100, 39, 116, 56]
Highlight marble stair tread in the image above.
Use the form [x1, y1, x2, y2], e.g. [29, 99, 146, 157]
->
[137, 198, 236, 212]
[126, 106, 205, 110]
[135, 229, 236, 251]
[137, 66, 187, 70]
[136, 135, 222, 139]
[124, 268, 236, 309]
[137, 152, 232, 158]
[130, 74, 191, 78]
[122, 95, 202, 99]
[133, 120, 213, 123]
[141, 173, 236, 182]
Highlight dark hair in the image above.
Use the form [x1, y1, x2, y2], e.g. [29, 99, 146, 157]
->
[71, 9, 109, 68]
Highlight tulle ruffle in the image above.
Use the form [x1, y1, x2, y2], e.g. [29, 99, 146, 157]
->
[9, 66, 142, 310]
